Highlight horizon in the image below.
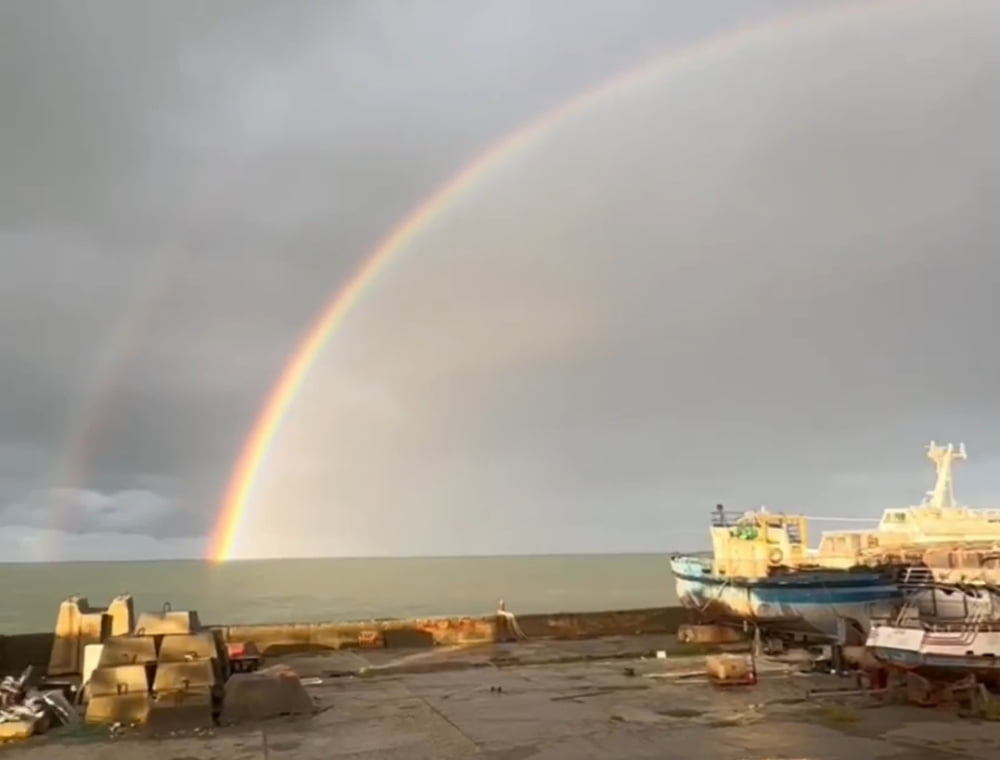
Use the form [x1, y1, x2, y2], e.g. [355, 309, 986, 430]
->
[0, 548, 699, 567]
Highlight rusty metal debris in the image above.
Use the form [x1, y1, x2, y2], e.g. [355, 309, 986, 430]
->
[0, 667, 81, 742]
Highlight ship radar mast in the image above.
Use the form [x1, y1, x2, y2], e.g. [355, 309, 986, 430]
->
[923, 440, 966, 509]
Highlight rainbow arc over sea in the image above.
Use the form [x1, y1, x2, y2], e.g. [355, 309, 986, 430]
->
[207, 1, 897, 562]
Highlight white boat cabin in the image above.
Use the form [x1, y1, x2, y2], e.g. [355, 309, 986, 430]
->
[815, 442, 1000, 568]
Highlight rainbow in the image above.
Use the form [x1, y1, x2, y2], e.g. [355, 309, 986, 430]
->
[208, 0, 903, 562]
[40, 254, 176, 560]
[40, 179, 255, 559]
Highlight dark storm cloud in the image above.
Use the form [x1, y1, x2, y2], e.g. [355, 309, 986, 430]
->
[2, 0, 957, 560]
[238, 0, 1000, 558]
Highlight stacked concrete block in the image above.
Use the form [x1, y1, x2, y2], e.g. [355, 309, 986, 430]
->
[147, 627, 225, 731]
[75, 603, 229, 731]
[47, 597, 112, 676]
[46, 598, 239, 731]
[82, 634, 159, 700]
[84, 663, 150, 725]
[104, 595, 136, 637]
[80, 643, 104, 689]
[47, 594, 135, 677]
[148, 659, 219, 731]
[134, 605, 201, 636]
[159, 631, 224, 664]
[97, 635, 157, 668]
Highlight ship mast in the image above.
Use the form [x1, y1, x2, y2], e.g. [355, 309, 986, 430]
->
[924, 441, 966, 508]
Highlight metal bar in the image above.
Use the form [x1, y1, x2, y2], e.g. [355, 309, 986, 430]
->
[807, 688, 890, 698]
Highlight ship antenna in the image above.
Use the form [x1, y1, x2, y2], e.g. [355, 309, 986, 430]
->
[925, 441, 966, 508]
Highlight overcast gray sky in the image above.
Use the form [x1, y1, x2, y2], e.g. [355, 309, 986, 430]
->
[2, 0, 999, 561]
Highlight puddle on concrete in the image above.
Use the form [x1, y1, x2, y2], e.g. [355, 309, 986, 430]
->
[550, 684, 650, 701]
[657, 708, 704, 718]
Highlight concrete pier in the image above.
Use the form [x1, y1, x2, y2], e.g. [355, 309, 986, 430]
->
[220, 606, 687, 652]
[0, 606, 689, 674]
[6, 634, 998, 759]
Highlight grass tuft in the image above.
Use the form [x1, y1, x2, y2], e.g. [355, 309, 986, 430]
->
[814, 703, 861, 725]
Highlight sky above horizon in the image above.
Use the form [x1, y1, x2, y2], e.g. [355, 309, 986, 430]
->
[3, 0, 1000, 561]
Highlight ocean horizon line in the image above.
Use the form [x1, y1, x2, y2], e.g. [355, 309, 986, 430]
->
[0, 549, 704, 567]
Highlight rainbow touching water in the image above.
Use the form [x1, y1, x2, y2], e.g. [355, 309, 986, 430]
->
[208, 1, 894, 562]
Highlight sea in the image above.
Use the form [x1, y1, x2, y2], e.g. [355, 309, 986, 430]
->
[0, 553, 679, 635]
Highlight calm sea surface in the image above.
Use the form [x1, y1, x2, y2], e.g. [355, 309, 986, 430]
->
[0, 554, 678, 634]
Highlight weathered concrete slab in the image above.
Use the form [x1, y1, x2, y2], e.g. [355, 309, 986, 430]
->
[145, 690, 214, 733]
[5, 635, 1000, 759]
[882, 719, 1000, 759]
[220, 665, 313, 725]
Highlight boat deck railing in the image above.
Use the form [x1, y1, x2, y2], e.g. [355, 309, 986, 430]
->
[951, 507, 1000, 521]
[711, 509, 749, 528]
[896, 565, 1000, 589]
[876, 571, 1000, 632]
[710, 507, 804, 531]
[872, 616, 1000, 633]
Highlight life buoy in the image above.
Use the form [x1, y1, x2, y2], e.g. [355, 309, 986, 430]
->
[768, 548, 784, 566]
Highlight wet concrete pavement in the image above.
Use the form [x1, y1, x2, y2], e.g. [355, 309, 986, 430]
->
[5, 635, 1000, 759]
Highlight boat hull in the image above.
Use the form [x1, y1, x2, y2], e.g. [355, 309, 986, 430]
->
[670, 556, 901, 642]
[867, 624, 1000, 686]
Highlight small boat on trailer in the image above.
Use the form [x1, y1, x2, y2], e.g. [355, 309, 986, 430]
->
[867, 554, 1000, 687]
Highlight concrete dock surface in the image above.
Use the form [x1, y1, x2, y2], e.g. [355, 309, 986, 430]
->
[6, 634, 1000, 759]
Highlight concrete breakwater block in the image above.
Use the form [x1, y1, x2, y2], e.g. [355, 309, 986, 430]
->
[81, 644, 103, 689]
[153, 660, 222, 693]
[85, 693, 150, 725]
[88, 663, 150, 697]
[47, 595, 135, 677]
[146, 690, 214, 732]
[98, 636, 157, 668]
[47, 597, 111, 676]
[220, 665, 313, 725]
[158, 631, 225, 664]
[135, 608, 201, 636]
[85, 663, 152, 724]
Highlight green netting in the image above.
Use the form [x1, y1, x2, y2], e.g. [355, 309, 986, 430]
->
[730, 525, 758, 540]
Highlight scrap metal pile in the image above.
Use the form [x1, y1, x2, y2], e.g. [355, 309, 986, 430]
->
[0, 667, 78, 741]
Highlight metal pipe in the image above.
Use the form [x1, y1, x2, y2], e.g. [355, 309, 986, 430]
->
[807, 687, 890, 698]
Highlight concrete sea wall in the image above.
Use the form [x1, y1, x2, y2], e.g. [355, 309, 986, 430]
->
[221, 606, 689, 653]
[0, 606, 688, 673]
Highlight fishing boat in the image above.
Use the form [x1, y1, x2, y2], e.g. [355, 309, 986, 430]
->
[814, 442, 1000, 568]
[670, 442, 1000, 641]
[866, 555, 1000, 687]
[670, 507, 900, 643]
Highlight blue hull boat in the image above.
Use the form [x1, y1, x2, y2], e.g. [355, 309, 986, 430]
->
[670, 554, 900, 642]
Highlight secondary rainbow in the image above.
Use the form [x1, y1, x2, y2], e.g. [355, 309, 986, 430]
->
[40, 255, 175, 560]
[209, 0, 899, 562]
